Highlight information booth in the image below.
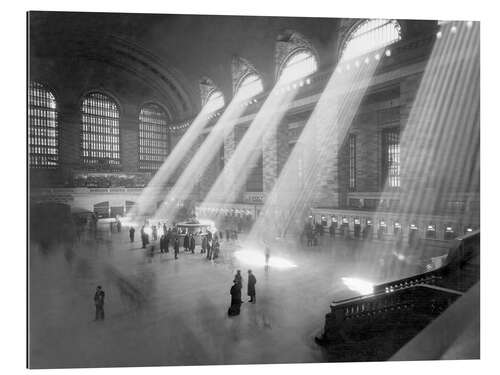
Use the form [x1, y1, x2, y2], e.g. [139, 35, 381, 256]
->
[174, 220, 215, 246]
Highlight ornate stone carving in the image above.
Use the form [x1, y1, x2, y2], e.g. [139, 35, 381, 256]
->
[231, 55, 260, 95]
[274, 30, 319, 79]
[199, 76, 218, 106]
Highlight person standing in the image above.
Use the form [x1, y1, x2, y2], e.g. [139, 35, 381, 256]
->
[129, 226, 135, 242]
[247, 270, 257, 303]
[152, 225, 158, 241]
[94, 286, 105, 321]
[183, 233, 189, 252]
[159, 233, 166, 253]
[174, 237, 180, 259]
[141, 226, 147, 249]
[189, 233, 196, 254]
[265, 246, 271, 269]
[234, 270, 243, 291]
[228, 280, 242, 316]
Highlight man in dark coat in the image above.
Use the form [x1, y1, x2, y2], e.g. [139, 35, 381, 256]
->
[94, 285, 105, 320]
[141, 226, 147, 248]
[165, 232, 170, 253]
[189, 234, 196, 254]
[247, 270, 257, 303]
[201, 235, 207, 254]
[234, 270, 243, 291]
[129, 226, 135, 242]
[183, 233, 189, 251]
[159, 234, 166, 253]
[229, 280, 242, 316]
[174, 237, 180, 259]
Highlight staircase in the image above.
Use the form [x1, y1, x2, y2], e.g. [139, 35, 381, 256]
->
[315, 230, 480, 361]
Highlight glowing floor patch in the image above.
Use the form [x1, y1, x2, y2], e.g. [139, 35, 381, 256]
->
[234, 250, 297, 269]
[341, 277, 374, 295]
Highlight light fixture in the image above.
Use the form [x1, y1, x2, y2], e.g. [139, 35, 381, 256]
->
[305, 78, 311, 85]
[451, 25, 457, 34]
[385, 49, 391, 57]
[436, 31, 442, 39]
[374, 53, 380, 60]
[355, 60, 360, 67]
[364, 57, 370, 64]
[466, 21, 473, 28]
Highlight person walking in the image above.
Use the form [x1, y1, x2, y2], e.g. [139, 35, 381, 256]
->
[174, 237, 180, 259]
[247, 270, 257, 303]
[129, 226, 135, 242]
[94, 285, 105, 320]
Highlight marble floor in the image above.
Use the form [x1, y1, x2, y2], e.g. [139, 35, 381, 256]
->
[29, 228, 432, 368]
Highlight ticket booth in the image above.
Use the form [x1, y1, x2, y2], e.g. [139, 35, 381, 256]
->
[425, 224, 437, 239]
[378, 220, 387, 240]
[464, 226, 474, 234]
[354, 218, 361, 238]
[409, 223, 419, 247]
[342, 217, 349, 238]
[444, 225, 456, 240]
[330, 216, 338, 237]
[321, 216, 328, 227]
[363, 219, 373, 240]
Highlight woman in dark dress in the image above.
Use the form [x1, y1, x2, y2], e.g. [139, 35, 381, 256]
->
[229, 281, 242, 316]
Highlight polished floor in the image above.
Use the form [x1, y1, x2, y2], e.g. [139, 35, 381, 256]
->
[29, 228, 428, 368]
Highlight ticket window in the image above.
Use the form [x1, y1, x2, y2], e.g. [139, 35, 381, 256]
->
[330, 217, 338, 237]
[378, 220, 387, 240]
[321, 216, 328, 227]
[394, 221, 402, 235]
[425, 224, 437, 239]
[354, 218, 361, 238]
[363, 219, 373, 239]
[409, 224, 419, 247]
[342, 217, 349, 237]
[444, 225, 456, 240]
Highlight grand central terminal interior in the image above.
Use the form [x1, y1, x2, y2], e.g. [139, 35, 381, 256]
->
[27, 12, 480, 368]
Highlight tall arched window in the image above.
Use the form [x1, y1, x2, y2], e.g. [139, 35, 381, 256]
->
[204, 90, 225, 113]
[279, 50, 318, 84]
[81, 92, 120, 169]
[340, 19, 401, 61]
[236, 73, 263, 101]
[139, 103, 169, 171]
[28, 82, 58, 168]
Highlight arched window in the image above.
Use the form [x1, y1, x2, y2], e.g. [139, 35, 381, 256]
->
[28, 82, 58, 168]
[236, 73, 263, 101]
[204, 90, 225, 113]
[81, 92, 120, 169]
[279, 50, 318, 84]
[340, 19, 401, 61]
[139, 103, 169, 171]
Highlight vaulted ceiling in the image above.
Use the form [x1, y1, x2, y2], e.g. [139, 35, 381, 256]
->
[28, 12, 436, 120]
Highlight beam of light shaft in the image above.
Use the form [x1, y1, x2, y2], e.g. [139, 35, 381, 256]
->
[397, 24, 479, 221]
[201, 79, 299, 206]
[152, 92, 249, 222]
[250, 51, 382, 240]
[362, 22, 480, 279]
[128, 106, 213, 220]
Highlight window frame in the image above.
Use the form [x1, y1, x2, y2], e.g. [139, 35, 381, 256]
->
[80, 91, 121, 170]
[28, 81, 59, 169]
[138, 103, 170, 171]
